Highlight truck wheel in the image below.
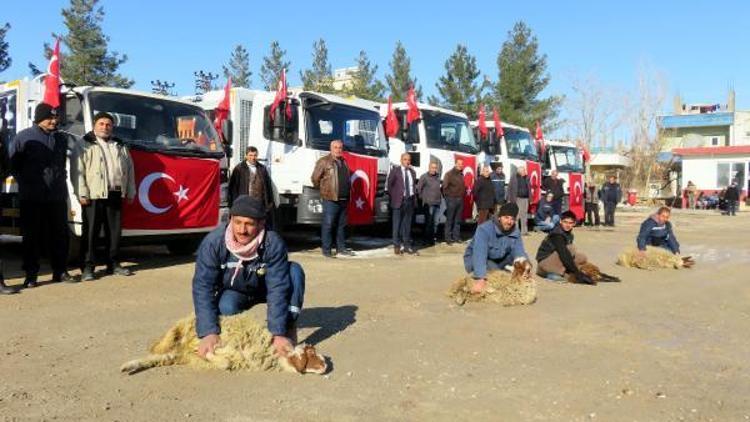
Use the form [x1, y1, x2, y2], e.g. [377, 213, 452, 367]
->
[166, 239, 200, 256]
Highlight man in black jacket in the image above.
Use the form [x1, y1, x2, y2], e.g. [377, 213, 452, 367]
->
[535, 211, 595, 284]
[228, 146, 275, 222]
[723, 182, 740, 216]
[10, 103, 75, 287]
[473, 165, 495, 224]
[542, 170, 566, 215]
[600, 175, 622, 226]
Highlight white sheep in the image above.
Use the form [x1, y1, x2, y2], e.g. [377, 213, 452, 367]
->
[617, 246, 695, 270]
[448, 259, 537, 306]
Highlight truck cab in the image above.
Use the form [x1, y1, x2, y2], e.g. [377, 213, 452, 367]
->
[471, 120, 538, 174]
[540, 140, 585, 191]
[191, 88, 391, 228]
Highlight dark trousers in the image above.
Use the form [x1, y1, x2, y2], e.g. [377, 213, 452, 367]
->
[218, 261, 305, 324]
[585, 202, 600, 226]
[551, 199, 562, 215]
[321, 199, 348, 253]
[20, 199, 69, 277]
[477, 208, 493, 225]
[81, 191, 123, 268]
[391, 197, 415, 248]
[444, 197, 464, 242]
[603, 201, 617, 226]
[727, 200, 738, 216]
[423, 204, 440, 243]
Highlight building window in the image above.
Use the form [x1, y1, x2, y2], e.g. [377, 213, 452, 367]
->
[716, 162, 747, 188]
[711, 137, 719, 146]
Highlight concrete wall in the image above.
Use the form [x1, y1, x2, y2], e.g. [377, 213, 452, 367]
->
[732, 111, 750, 146]
[661, 126, 731, 151]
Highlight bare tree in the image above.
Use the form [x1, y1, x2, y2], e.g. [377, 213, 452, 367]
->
[566, 73, 625, 150]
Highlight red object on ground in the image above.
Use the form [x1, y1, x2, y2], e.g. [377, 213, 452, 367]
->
[406, 86, 421, 124]
[213, 78, 231, 139]
[526, 160, 542, 213]
[455, 153, 476, 219]
[384, 96, 400, 138]
[43, 38, 61, 108]
[477, 104, 488, 141]
[627, 190, 637, 206]
[343, 151, 378, 225]
[122, 150, 220, 230]
[568, 172, 584, 220]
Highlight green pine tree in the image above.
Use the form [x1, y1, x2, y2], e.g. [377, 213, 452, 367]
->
[47, 0, 133, 88]
[491, 21, 562, 131]
[259, 40, 290, 91]
[344, 50, 385, 101]
[429, 44, 483, 118]
[0, 23, 11, 75]
[385, 41, 422, 102]
[222, 44, 251, 88]
[300, 38, 335, 93]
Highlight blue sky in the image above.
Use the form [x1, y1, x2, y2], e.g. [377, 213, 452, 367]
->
[2, 0, 749, 128]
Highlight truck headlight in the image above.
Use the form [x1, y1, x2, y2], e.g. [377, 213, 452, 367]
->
[306, 199, 323, 214]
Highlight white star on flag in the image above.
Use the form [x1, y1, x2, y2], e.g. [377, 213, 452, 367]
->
[355, 197, 365, 209]
[173, 185, 189, 203]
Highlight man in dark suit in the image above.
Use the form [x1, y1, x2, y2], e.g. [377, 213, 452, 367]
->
[228, 146, 275, 225]
[387, 153, 418, 255]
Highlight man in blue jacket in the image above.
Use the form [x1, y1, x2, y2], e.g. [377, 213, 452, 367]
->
[600, 175, 622, 226]
[636, 206, 680, 255]
[534, 193, 559, 232]
[192, 195, 305, 358]
[463, 202, 528, 293]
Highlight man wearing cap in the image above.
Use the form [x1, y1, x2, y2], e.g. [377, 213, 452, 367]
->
[10, 103, 75, 287]
[463, 202, 529, 293]
[77, 111, 136, 281]
[535, 210, 595, 284]
[192, 195, 306, 358]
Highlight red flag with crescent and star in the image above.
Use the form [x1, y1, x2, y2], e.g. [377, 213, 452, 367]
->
[213, 78, 231, 140]
[455, 153, 476, 219]
[526, 160, 542, 213]
[43, 38, 61, 108]
[384, 96, 400, 138]
[568, 172, 584, 220]
[493, 108, 504, 138]
[406, 86, 420, 124]
[534, 120, 546, 156]
[342, 151, 378, 225]
[477, 104, 488, 141]
[270, 68, 291, 121]
[121, 150, 220, 230]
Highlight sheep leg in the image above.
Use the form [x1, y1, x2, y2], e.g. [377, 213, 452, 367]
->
[120, 353, 177, 375]
[597, 272, 621, 282]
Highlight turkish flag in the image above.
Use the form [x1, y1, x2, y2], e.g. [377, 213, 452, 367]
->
[455, 153, 476, 219]
[477, 104, 488, 141]
[534, 121, 545, 156]
[122, 150, 220, 230]
[342, 151, 377, 225]
[213, 78, 231, 139]
[526, 160, 542, 213]
[406, 86, 420, 124]
[43, 38, 61, 108]
[270, 68, 291, 121]
[384, 96, 400, 138]
[493, 108, 504, 138]
[568, 172, 584, 220]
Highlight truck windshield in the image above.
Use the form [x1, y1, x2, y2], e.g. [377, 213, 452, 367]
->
[505, 128, 538, 160]
[552, 146, 583, 173]
[423, 111, 478, 154]
[87, 91, 224, 158]
[305, 104, 386, 157]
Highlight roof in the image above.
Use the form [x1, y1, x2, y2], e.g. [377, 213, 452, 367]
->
[469, 120, 529, 132]
[672, 145, 750, 156]
[388, 102, 468, 119]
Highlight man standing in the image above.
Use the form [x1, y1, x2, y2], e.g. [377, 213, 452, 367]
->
[0, 130, 19, 294]
[311, 140, 354, 257]
[10, 103, 74, 287]
[584, 182, 601, 226]
[417, 161, 442, 246]
[473, 165, 495, 225]
[724, 182, 739, 216]
[77, 112, 136, 281]
[192, 195, 305, 358]
[636, 207, 681, 255]
[542, 170, 565, 215]
[442, 158, 466, 244]
[601, 175, 622, 226]
[228, 146, 274, 223]
[490, 164, 506, 210]
[507, 166, 531, 236]
[535, 211, 596, 284]
[463, 203, 528, 293]
[686, 181, 697, 209]
[388, 153, 418, 255]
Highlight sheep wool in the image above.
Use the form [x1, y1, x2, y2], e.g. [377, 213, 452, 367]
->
[448, 259, 537, 306]
[616, 246, 695, 270]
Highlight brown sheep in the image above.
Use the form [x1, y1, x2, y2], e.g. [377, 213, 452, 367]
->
[617, 246, 695, 270]
[448, 259, 537, 306]
[120, 311, 327, 375]
[567, 262, 622, 285]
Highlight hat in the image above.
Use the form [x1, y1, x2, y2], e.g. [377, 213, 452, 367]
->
[93, 111, 115, 124]
[230, 195, 266, 219]
[34, 103, 59, 123]
[498, 202, 519, 218]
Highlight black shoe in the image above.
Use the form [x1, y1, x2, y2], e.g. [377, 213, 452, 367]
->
[108, 264, 133, 276]
[404, 247, 419, 256]
[23, 276, 38, 289]
[322, 250, 336, 258]
[0, 280, 19, 295]
[337, 248, 356, 257]
[53, 272, 78, 283]
[81, 267, 96, 282]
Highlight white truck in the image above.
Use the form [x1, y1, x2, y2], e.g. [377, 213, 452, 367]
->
[0, 77, 229, 255]
[190, 88, 391, 228]
[471, 120, 539, 174]
[381, 102, 479, 222]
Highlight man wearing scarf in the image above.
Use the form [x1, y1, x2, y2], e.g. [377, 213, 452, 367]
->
[192, 195, 305, 358]
[463, 202, 529, 294]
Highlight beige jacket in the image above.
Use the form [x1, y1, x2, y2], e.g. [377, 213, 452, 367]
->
[77, 132, 135, 200]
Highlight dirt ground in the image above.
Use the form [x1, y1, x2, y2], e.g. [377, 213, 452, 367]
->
[1, 209, 749, 421]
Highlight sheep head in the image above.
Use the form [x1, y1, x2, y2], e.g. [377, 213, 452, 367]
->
[283, 344, 327, 375]
[510, 258, 533, 282]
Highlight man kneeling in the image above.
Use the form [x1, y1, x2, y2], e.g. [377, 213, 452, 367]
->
[636, 206, 680, 256]
[463, 203, 528, 293]
[193, 195, 304, 359]
[535, 211, 595, 284]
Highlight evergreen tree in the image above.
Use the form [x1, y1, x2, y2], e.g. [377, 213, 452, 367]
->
[259, 40, 290, 91]
[385, 41, 422, 102]
[491, 21, 562, 131]
[222, 44, 251, 88]
[429, 44, 483, 119]
[0, 23, 11, 75]
[194, 70, 218, 95]
[300, 38, 335, 93]
[151, 79, 176, 96]
[49, 0, 133, 88]
[344, 50, 385, 101]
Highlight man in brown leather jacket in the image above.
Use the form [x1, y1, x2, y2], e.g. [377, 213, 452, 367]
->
[311, 140, 355, 257]
[442, 158, 466, 244]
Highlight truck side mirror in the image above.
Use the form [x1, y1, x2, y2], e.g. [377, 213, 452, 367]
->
[221, 119, 233, 144]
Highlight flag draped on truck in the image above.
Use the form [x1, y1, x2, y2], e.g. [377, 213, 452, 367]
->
[122, 150, 220, 230]
[568, 172, 584, 220]
[455, 153, 476, 219]
[343, 151, 378, 225]
[526, 160, 542, 213]
[213, 78, 231, 140]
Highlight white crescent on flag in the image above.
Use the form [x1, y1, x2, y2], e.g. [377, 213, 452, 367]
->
[139, 172, 176, 214]
[349, 169, 371, 209]
[573, 180, 583, 204]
